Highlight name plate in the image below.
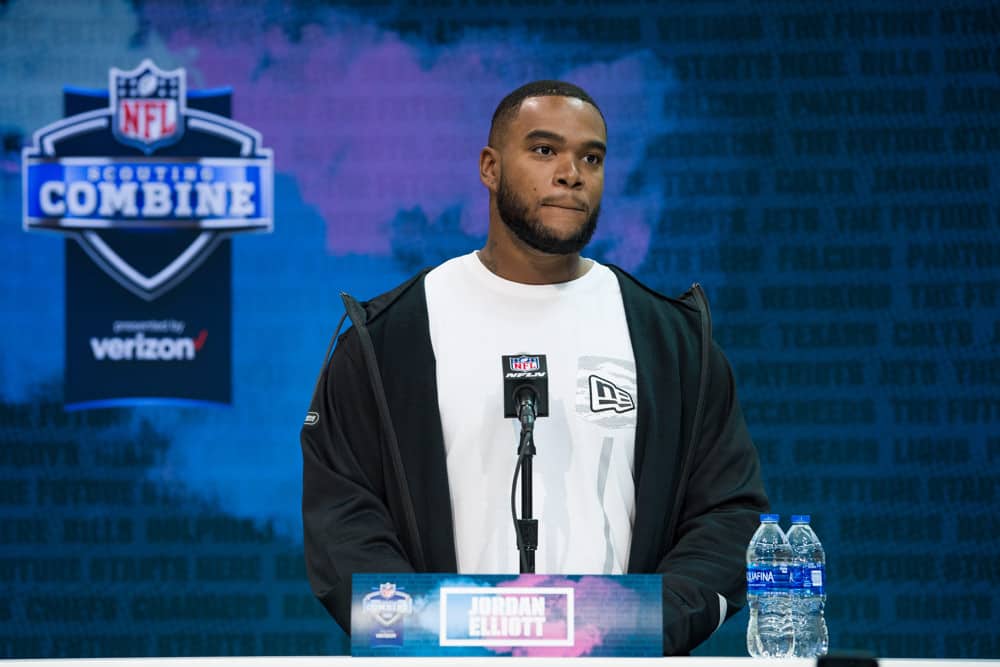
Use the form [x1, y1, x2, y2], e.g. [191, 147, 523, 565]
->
[351, 573, 663, 657]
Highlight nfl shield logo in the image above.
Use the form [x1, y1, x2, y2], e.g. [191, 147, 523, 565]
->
[379, 582, 397, 599]
[510, 356, 540, 372]
[110, 59, 185, 153]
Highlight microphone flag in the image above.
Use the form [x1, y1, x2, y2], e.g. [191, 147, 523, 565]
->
[501, 354, 549, 419]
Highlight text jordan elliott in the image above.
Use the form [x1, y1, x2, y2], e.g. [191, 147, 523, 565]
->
[467, 596, 547, 638]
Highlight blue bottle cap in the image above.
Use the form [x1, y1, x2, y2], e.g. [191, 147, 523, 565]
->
[791, 515, 810, 524]
[760, 513, 779, 522]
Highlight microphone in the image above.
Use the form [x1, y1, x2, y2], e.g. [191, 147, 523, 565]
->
[502, 354, 549, 574]
[501, 355, 549, 427]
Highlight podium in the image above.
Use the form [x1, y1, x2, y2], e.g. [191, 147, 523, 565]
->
[351, 573, 663, 657]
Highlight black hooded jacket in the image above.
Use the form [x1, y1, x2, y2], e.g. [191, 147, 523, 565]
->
[300, 265, 769, 655]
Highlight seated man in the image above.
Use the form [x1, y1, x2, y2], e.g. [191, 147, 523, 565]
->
[300, 80, 769, 655]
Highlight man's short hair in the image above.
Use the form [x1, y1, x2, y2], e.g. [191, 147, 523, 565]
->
[488, 80, 606, 147]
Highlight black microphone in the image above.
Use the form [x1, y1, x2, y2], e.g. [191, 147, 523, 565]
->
[502, 354, 548, 574]
[501, 354, 549, 427]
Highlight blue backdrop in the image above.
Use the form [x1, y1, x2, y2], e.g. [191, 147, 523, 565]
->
[1, 0, 998, 658]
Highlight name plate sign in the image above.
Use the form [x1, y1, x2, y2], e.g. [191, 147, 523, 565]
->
[351, 573, 663, 657]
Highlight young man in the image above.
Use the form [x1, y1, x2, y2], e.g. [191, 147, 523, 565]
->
[301, 80, 768, 655]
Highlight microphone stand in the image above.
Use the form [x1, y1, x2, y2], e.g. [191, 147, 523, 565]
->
[514, 388, 538, 574]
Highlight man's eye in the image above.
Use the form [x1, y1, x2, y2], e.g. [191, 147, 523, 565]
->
[533, 146, 554, 156]
[584, 154, 603, 165]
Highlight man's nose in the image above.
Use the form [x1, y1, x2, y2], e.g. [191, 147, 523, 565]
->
[553, 156, 583, 189]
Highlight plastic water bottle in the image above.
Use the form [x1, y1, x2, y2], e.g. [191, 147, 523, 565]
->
[746, 513, 793, 658]
[787, 515, 828, 657]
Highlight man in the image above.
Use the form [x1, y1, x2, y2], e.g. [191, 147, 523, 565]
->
[300, 80, 768, 655]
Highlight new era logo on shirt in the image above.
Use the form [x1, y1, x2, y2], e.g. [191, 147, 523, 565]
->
[589, 375, 635, 414]
[576, 356, 637, 429]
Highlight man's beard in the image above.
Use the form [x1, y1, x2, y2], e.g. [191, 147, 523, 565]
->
[496, 175, 600, 255]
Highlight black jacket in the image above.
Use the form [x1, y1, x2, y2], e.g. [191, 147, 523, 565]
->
[300, 265, 769, 655]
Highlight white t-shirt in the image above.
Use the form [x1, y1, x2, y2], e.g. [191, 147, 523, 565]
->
[424, 251, 637, 575]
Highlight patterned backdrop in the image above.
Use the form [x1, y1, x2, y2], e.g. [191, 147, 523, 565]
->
[1, 0, 998, 658]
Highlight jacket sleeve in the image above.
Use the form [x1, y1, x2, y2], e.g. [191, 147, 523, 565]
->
[300, 329, 416, 633]
[657, 340, 769, 655]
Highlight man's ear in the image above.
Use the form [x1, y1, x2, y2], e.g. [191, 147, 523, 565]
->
[479, 146, 499, 193]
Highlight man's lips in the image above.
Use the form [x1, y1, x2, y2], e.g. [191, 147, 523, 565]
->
[541, 199, 587, 212]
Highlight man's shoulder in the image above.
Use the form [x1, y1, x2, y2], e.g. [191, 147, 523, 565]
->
[327, 268, 433, 365]
[605, 264, 706, 329]
[349, 251, 476, 326]
[346, 268, 433, 327]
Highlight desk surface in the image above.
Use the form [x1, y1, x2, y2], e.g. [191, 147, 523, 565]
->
[4, 658, 1000, 666]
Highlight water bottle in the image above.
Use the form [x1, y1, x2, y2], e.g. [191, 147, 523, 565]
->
[746, 513, 793, 658]
[787, 515, 828, 657]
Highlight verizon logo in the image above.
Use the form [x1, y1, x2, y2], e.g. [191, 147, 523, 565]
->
[90, 330, 207, 361]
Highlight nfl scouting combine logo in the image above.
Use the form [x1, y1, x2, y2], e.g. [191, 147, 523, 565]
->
[362, 582, 413, 647]
[22, 60, 272, 301]
[21, 60, 273, 408]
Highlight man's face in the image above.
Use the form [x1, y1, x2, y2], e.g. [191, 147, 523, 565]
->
[494, 95, 606, 255]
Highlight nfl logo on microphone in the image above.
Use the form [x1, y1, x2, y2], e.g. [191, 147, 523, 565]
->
[510, 356, 540, 372]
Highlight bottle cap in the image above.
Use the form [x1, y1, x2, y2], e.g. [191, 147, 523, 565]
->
[760, 513, 779, 522]
[791, 515, 810, 524]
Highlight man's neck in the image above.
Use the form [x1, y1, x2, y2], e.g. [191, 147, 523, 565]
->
[477, 232, 589, 285]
